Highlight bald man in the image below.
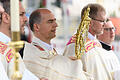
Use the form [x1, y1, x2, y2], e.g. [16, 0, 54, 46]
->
[23, 8, 93, 80]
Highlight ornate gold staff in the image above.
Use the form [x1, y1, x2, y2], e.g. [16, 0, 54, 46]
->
[10, 39, 24, 80]
[75, 7, 91, 59]
[10, 0, 24, 80]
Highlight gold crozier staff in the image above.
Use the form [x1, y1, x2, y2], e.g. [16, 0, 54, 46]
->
[75, 7, 91, 59]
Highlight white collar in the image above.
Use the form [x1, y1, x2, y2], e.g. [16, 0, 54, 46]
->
[32, 36, 53, 51]
[88, 32, 96, 40]
[0, 32, 11, 44]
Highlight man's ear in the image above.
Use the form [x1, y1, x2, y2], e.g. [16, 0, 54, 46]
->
[90, 20, 92, 24]
[89, 20, 93, 27]
[2, 12, 10, 24]
[33, 23, 40, 32]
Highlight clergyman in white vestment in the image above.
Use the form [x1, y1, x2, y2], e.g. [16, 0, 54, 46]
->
[23, 8, 93, 80]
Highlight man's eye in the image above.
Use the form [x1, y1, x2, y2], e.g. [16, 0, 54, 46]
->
[20, 14, 23, 16]
[20, 13, 25, 16]
[48, 20, 53, 23]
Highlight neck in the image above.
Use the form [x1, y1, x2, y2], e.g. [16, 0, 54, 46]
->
[101, 41, 112, 46]
[106, 42, 112, 46]
[89, 29, 95, 37]
[0, 28, 10, 38]
[0, 23, 11, 38]
[35, 34, 51, 44]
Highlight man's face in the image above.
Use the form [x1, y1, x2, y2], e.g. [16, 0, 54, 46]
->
[97, 21, 115, 45]
[37, 11, 58, 41]
[19, 2, 28, 35]
[90, 11, 106, 35]
[1, 2, 27, 38]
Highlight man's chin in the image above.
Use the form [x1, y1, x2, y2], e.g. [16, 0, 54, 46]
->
[51, 35, 56, 39]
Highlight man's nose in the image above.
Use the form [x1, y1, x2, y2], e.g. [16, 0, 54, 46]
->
[54, 22, 58, 27]
[24, 15, 28, 22]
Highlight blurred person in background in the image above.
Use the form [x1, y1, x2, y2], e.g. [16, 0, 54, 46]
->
[97, 19, 115, 50]
[97, 19, 120, 80]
